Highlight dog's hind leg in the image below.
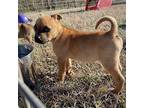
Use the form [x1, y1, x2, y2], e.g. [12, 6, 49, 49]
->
[102, 61, 125, 94]
[57, 58, 67, 83]
[119, 61, 122, 71]
[66, 58, 74, 77]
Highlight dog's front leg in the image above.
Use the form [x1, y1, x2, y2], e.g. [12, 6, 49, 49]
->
[66, 58, 74, 77]
[57, 58, 67, 83]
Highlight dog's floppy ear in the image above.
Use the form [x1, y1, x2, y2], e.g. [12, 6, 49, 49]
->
[18, 24, 26, 38]
[51, 14, 62, 20]
[19, 24, 25, 30]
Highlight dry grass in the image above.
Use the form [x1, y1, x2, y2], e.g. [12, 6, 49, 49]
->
[19, 4, 126, 108]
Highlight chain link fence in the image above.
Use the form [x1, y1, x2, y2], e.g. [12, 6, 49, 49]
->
[18, 0, 126, 12]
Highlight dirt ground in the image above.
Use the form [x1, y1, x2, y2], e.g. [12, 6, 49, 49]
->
[19, 4, 126, 108]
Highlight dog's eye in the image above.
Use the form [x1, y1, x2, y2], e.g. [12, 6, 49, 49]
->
[42, 26, 50, 33]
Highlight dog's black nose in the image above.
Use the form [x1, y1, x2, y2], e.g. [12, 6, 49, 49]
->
[34, 34, 43, 44]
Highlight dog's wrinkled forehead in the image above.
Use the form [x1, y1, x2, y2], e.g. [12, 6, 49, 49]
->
[35, 16, 52, 29]
[35, 15, 62, 28]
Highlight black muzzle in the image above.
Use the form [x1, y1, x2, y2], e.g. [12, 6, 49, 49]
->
[34, 33, 44, 44]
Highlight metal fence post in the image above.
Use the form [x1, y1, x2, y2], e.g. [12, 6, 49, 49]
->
[18, 79, 46, 108]
[19, 60, 46, 108]
[19, 61, 32, 108]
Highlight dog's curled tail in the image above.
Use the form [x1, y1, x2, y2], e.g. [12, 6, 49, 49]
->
[95, 16, 118, 37]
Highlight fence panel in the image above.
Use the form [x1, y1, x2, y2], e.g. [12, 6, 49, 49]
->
[19, 0, 125, 12]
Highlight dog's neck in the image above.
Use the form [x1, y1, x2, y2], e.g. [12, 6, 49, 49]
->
[51, 25, 64, 43]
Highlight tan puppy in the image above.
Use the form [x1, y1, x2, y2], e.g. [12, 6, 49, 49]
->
[18, 23, 34, 43]
[34, 14, 125, 94]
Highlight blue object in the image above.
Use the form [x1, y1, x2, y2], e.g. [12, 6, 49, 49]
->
[18, 13, 30, 23]
[18, 44, 33, 59]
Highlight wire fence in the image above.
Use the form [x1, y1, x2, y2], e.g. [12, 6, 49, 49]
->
[18, 61, 46, 108]
[18, 0, 126, 12]
[18, 79, 46, 108]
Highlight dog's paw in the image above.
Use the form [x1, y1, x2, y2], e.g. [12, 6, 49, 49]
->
[108, 88, 120, 95]
[66, 69, 74, 77]
[55, 80, 64, 87]
[58, 80, 64, 84]
[57, 78, 64, 84]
